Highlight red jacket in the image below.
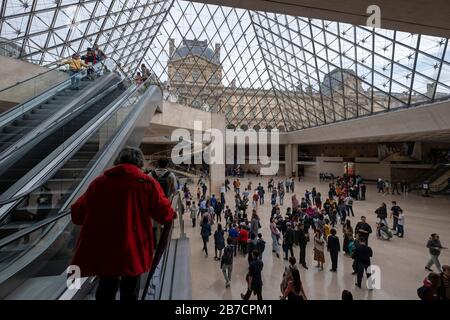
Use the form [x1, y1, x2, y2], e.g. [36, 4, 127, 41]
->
[71, 164, 175, 277]
[239, 228, 249, 243]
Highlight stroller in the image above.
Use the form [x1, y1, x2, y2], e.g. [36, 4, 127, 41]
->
[377, 223, 393, 240]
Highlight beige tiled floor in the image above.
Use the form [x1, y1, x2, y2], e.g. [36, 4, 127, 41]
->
[180, 176, 450, 300]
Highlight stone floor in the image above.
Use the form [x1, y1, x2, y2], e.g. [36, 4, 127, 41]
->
[180, 176, 450, 300]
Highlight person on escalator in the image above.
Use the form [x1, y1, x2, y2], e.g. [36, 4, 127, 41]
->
[70, 146, 176, 300]
[60, 53, 89, 90]
[150, 158, 178, 200]
[81, 48, 98, 80]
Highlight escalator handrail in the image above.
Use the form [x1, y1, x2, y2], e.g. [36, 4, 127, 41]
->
[0, 72, 125, 175]
[141, 193, 181, 300]
[0, 81, 126, 207]
[0, 78, 160, 248]
[0, 64, 61, 95]
[0, 208, 71, 249]
[0, 58, 114, 129]
[0, 76, 154, 209]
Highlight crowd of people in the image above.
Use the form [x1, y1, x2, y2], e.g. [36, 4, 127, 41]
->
[183, 172, 448, 300]
[68, 147, 448, 300]
[60, 44, 107, 90]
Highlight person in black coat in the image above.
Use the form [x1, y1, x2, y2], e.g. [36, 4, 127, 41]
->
[352, 238, 373, 288]
[327, 228, 341, 272]
[355, 216, 372, 246]
[283, 223, 296, 260]
[296, 223, 309, 269]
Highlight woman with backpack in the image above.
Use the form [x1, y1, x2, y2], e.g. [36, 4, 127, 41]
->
[214, 224, 226, 261]
[200, 217, 212, 257]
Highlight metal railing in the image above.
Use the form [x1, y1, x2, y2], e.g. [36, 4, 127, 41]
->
[141, 192, 182, 300]
[0, 76, 156, 223]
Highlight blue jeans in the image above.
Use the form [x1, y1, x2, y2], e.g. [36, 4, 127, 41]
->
[397, 225, 404, 237]
[70, 71, 80, 89]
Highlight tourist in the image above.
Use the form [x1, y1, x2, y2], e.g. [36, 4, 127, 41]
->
[271, 188, 277, 207]
[343, 219, 354, 256]
[375, 202, 388, 226]
[252, 191, 259, 209]
[220, 183, 226, 204]
[344, 194, 354, 217]
[150, 158, 178, 199]
[283, 222, 296, 260]
[70, 147, 175, 300]
[437, 265, 450, 300]
[256, 233, 266, 260]
[228, 224, 239, 257]
[425, 233, 448, 273]
[221, 238, 234, 288]
[270, 217, 281, 258]
[280, 257, 307, 300]
[134, 71, 143, 85]
[360, 183, 366, 200]
[355, 216, 373, 246]
[190, 201, 198, 227]
[60, 53, 89, 90]
[291, 194, 299, 210]
[377, 178, 384, 193]
[353, 238, 373, 289]
[235, 178, 241, 193]
[94, 43, 107, 61]
[250, 210, 260, 237]
[296, 223, 309, 269]
[327, 228, 341, 272]
[200, 216, 212, 257]
[313, 229, 325, 270]
[290, 177, 295, 192]
[239, 225, 250, 255]
[285, 178, 291, 193]
[214, 200, 223, 223]
[315, 192, 322, 210]
[256, 183, 265, 204]
[341, 290, 353, 300]
[279, 186, 285, 206]
[384, 180, 390, 194]
[418, 272, 440, 300]
[390, 201, 403, 232]
[397, 210, 405, 238]
[141, 63, 150, 81]
[214, 224, 225, 261]
[241, 250, 264, 300]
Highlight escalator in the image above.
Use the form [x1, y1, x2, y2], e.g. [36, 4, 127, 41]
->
[0, 80, 95, 154]
[0, 80, 162, 299]
[0, 73, 124, 198]
[0, 61, 112, 154]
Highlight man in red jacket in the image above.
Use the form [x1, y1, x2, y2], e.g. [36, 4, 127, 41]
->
[71, 147, 175, 300]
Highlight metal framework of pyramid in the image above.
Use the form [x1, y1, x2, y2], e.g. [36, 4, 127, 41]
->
[2, 0, 450, 131]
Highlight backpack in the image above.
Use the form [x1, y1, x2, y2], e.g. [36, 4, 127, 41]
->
[417, 285, 428, 300]
[221, 245, 233, 265]
[257, 239, 266, 254]
[151, 170, 171, 197]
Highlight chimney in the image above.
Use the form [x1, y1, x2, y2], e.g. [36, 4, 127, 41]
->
[215, 43, 221, 63]
[169, 38, 175, 58]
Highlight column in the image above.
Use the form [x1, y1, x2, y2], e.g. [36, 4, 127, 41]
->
[285, 143, 292, 177]
[291, 144, 298, 177]
[209, 112, 226, 196]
